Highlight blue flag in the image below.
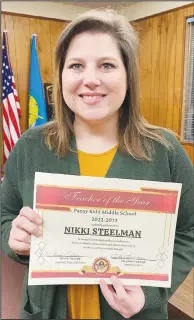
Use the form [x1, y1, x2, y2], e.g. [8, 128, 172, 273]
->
[28, 35, 48, 127]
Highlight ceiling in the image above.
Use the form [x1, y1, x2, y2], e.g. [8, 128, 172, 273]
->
[68, 1, 137, 9]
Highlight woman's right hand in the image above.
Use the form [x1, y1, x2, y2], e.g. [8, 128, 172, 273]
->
[8, 206, 42, 256]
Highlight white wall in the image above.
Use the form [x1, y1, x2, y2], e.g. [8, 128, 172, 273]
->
[120, 1, 193, 21]
[2, 1, 193, 21]
[1, 1, 87, 20]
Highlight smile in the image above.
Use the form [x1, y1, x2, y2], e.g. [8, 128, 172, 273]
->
[79, 94, 106, 105]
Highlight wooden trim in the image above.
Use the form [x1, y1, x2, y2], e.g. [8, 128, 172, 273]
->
[134, 3, 194, 22]
[2, 11, 70, 23]
[180, 141, 194, 146]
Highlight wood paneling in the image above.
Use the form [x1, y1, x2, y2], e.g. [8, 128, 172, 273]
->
[37, 19, 53, 83]
[158, 14, 168, 128]
[173, 9, 184, 135]
[50, 20, 66, 75]
[4, 15, 18, 88]
[2, 13, 68, 134]
[170, 269, 194, 319]
[137, 4, 194, 163]
[150, 16, 161, 125]
[139, 19, 153, 122]
[165, 11, 177, 131]
[182, 144, 194, 163]
[14, 16, 30, 132]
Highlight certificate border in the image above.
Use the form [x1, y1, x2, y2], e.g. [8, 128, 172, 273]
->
[29, 173, 181, 287]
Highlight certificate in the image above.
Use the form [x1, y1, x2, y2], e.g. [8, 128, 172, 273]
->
[29, 172, 181, 287]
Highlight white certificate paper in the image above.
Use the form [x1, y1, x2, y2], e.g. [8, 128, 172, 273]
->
[29, 172, 181, 287]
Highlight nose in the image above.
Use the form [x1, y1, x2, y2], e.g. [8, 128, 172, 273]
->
[82, 68, 101, 89]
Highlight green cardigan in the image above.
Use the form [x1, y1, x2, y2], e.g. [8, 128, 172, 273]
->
[1, 126, 194, 320]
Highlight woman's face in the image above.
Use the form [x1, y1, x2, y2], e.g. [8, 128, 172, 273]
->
[62, 32, 127, 123]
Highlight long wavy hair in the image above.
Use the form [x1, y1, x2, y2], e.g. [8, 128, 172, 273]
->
[44, 9, 174, 160]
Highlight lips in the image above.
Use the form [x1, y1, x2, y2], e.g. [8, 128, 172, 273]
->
[79, 94, 106, 98]
[79, 93, 107, 105]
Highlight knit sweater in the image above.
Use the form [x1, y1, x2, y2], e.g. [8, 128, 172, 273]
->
[1, 126, 194, 320]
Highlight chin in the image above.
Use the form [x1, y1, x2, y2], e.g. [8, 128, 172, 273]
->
[78, 110, 109, 121]
[81, 114, 110, 122]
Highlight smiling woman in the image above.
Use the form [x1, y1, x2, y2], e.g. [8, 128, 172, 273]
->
[44, 9, 175, 158]
[1, 8, 194, 320]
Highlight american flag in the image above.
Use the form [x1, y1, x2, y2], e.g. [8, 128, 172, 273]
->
[2, 31, 21, 165]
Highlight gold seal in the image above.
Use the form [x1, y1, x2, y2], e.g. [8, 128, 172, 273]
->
[92, 257, 110, 274]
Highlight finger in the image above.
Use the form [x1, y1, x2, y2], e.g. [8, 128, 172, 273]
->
[124, 285, 144, 298]
[99, 280, 116, 293]
[14, 216, 42, 237]
[9, 238, 30, 252]
[108, 285, 116, 294]
[11, 228, 31, 244]
[99, 280, 118, 311]
[19, 207, 42, 225]
[107, 285, 117, 298]
[124, 285, 142, 293]
[111, 276, 127, 300]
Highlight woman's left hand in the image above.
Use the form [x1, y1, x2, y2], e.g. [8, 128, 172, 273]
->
[99, 276, 145, 319]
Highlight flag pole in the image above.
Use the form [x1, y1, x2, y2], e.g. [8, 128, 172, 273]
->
[3, 30, 12, 71]
[32, 34, 37, 46]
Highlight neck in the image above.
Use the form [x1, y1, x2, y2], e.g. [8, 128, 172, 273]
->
[74, 115, 118, 153]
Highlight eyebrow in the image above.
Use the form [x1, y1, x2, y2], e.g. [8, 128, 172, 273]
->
[65, 57, 119, 64]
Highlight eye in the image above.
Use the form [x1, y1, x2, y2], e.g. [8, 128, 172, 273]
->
[69, 63, 83, 70]
[102, 63, 115, 69]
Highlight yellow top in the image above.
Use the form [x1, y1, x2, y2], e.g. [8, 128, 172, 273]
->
[67, 144, 118, 319]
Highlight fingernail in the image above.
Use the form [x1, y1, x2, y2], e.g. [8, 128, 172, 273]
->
[36, 218, 42, 225]
[37, 228, 42, 237]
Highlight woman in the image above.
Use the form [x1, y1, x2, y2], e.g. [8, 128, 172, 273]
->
[2, 9, 194, 320]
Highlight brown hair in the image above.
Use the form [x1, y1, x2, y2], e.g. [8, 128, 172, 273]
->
[44, 9, 174, 160]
